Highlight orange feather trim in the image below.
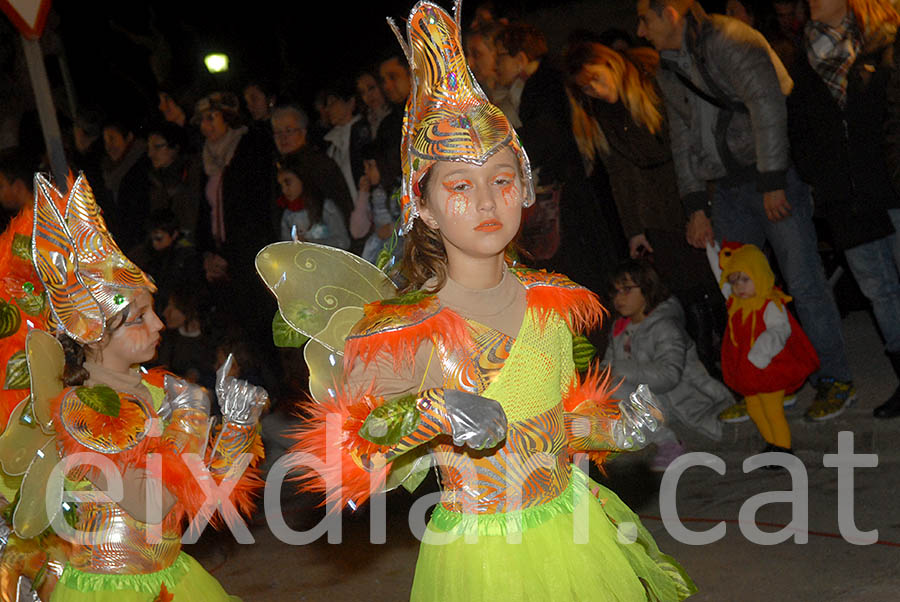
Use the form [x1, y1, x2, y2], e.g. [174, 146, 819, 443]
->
[52, 388, 264, 528]
[286, 384, 389, 511]
[138, 436, 265, 529]
[0, 390, 28, 429]
[343, 307, 472, 372]
[525, 281, 606, 334]
[562, 365, 621, 471]
[140, 367, 172, 389]
[53, 420, 156, 484]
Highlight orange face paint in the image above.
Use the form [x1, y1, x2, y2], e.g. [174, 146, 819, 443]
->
[443, 179, 471, 217]
[497, 172, 520, 207]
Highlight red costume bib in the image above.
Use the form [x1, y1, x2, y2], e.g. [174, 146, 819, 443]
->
[721, 298, 819, 396]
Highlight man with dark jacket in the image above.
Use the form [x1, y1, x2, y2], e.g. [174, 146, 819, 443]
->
[793, 0, 900, 418]
[637, 0, 855, 422]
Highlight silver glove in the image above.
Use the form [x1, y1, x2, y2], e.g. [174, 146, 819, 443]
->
[612, 384, 662, 450]
[158, 374, 212, 420]
[215, 353, 268, 425]
[442, 389, 507, 450]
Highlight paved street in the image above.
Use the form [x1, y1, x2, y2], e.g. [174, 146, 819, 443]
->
[195, 311, 900, 601]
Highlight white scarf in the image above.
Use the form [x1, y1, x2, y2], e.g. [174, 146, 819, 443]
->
[325, 115, 362, 198]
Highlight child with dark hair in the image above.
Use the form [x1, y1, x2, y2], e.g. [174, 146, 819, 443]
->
[603, 259, 734, 471]
[157, 282, 216, 385]
[130, 208, 205, 316]
[350, 141, 402, 264]
[275, 154, 350, 249]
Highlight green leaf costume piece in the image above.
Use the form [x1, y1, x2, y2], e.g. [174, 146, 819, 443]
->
[0, 299, 22, 339]
[75, 385, 121, 417]
[359, 394, 420, 446]
[11, 233, 30, 261]
[3, 351, 29, 390]
[272, 311, 310, 348]
[14, 292, 45, 317]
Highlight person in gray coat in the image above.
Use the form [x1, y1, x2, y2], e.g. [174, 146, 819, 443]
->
[603, 259, 733, 471]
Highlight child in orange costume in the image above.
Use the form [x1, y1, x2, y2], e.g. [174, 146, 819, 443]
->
[717, 243, 819, 453]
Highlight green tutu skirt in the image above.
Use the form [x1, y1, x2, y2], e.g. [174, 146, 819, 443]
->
[410, 467, 695, 601]
[49, 552, 240, 601]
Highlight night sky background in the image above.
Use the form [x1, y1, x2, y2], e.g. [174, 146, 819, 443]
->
[1, 0, 724, 136]
[54, 0, 590, 115]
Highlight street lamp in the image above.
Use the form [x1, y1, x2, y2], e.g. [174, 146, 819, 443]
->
[204, 53, 229, 74]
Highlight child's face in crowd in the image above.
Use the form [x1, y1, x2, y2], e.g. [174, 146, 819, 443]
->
[728, 271, 757, 299]
[277, 171, 304, 201]
[419, 147, 523, 263]
[151, 229, 175, 252]
[363, 159, 380, 187]
[612, 277, 647, 322]
[147, 134, 178, 170]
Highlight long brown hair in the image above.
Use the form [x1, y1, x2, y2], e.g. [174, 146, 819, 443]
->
[58, 310, 128, 386]
[276, 154, 325, 227]
[564, 42, 664, 135]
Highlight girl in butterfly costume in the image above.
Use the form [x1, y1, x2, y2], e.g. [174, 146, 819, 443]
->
[0, 173, 266, 601]
[271, 2, 696, 600]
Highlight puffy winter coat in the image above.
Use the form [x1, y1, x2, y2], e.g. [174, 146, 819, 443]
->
[656, 3, 794, 216]
[603, 297, 733, 441]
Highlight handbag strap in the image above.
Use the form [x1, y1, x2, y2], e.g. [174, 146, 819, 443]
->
[672, 69, 749, 114]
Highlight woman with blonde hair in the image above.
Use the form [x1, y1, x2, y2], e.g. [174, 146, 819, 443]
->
[564, 40, 726, 378]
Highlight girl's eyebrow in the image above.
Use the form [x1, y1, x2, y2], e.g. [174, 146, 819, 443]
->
[441, 177, 473, 185]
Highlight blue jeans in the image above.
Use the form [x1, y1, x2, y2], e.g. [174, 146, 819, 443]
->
[713, 166, 852, 383]
[844, 208, 900, 353]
